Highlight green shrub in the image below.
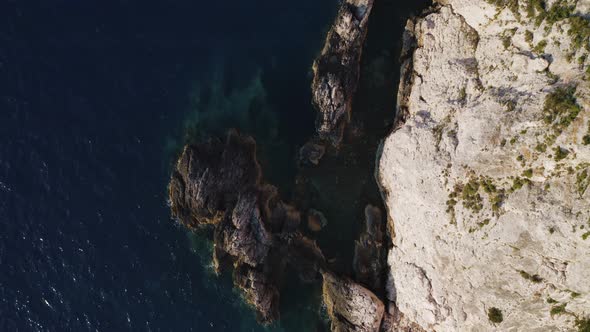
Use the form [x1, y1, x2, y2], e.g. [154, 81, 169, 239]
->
[526, 0, 546, 22]
[462, 179, 484, 213]
[502, 35, 512, 49]
[488, 307, 504, 323]
[525, 30, 534, 43]
[512, 177, 531, 191]
[553, 146, 570, 161]
[544, 1, 574, 25]
[568, 16, 590, 51]
[543, 86, 581, 135]
[523, 169, 533, 178]
[535, 143, 547, 152]
[533, 39, 548, 53]
[491, 190, 506, 214]
[575, 317, 590, 332]
[550, 303, 567, 316]
[577, 169, 589, 197]
[519, 270, 543, 282]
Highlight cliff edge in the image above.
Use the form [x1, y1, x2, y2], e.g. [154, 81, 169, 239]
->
[378, 0, 590, 330]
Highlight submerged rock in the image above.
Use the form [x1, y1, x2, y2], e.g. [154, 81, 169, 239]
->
[322, 271, 385, 332]
[299, 141, 327, 166]
[312, 0, 374, 146]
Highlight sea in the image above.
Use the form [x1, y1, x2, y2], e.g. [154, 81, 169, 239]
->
[0, 1, 428, 331]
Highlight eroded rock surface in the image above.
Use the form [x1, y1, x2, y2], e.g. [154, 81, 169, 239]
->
[378, 1, 590, 330]
[169, 131, 324, 323]
[322, 271, 385, 332]
[312, 0, 374, 146]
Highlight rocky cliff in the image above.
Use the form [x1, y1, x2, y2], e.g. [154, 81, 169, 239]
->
[378, 0, 590, 330]
[312, 0, 374, 146]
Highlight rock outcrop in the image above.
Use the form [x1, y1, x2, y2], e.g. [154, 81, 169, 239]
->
[169, 130, 390, 330]
[322, 271, 385, 332]
[378, 1, 590, 330]
[353, 205, 385, 293]
[312, 0, 374, 146]
[169, 130, 324, 323]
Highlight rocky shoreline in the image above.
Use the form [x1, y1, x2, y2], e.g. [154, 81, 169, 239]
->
[169, 0, 590, 330]
[168, 0, 393, 329]
[169, 130, 327, 323]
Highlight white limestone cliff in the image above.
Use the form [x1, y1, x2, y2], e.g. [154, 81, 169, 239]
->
[378, 0, 590, 330]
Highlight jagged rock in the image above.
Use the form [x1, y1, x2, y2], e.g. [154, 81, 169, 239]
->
[169, 130, 328, 324]
[169, 131, 282, 322]
[169, 130, 261, 228]
[378, 2, 590, 331]
[234, 263, 280, 323]
[221, 191, 273, 267]
[287, 236, 326, 283]
[322, 271, 385, 332]
[353, 205, 384, 293]
[312, 0, 374, 146]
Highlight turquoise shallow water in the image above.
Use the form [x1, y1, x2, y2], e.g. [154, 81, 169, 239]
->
[0, 0, 428, 331]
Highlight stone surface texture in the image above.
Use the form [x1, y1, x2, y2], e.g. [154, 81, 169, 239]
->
[322, 271, 385, 332]
[378, 1, 590, 331]
[312, 0, 374, 146]
[169, 131, 324, 324]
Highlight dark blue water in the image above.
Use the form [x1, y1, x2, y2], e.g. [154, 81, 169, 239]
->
[0, 1, 336, 330]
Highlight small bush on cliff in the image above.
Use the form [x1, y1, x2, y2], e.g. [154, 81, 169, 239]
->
[577, 169, 589, 197]
[543, 1, 574, 26]
[533, 39, 548, 53]
[526, 0, 545, 19]
[462, 179, 484, 213]
[525, 30, 534, 43]
[511, 177, 531, 191]
[535, 143, 548, 152]
[568, 16, 590, 51]
[584, 121, 590, 145]
[553, 146, 570, 161]
[550, 303, 567, 316]
[488, 307, 504, 323]
[576, 317, 590, 332]
[519, 270, 543, 282]
[486, 0, 521, 18]
[543, 86, 581, 135]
